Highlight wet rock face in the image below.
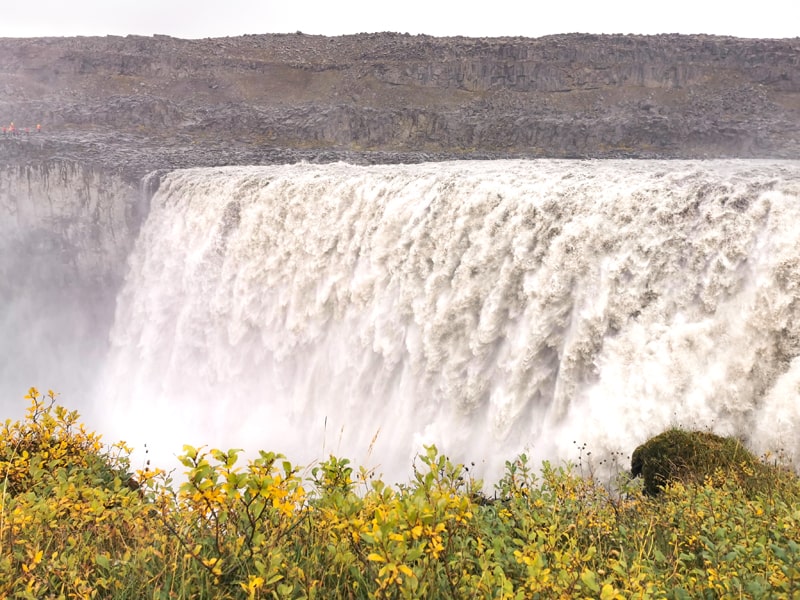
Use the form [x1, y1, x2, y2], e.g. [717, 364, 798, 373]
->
[0, 162, 143, 287]
[1, 32, 798, 177]
[0, 161, 144, 403]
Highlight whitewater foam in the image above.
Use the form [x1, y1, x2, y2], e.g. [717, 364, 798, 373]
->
[97, 159, 800, 482]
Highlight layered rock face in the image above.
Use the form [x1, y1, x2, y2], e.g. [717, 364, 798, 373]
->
[0, 161, 142, 404]
[0, 33, 798, 177]
[0, 161, 143, 286]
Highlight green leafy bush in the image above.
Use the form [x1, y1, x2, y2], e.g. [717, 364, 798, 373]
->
[630, 428, 778, 496]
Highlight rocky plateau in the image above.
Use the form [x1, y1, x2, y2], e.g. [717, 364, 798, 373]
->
[0, 32, 798, 181]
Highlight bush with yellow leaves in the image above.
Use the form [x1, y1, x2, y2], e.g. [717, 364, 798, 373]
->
[2, 389, 800, 599]
[0, 389, 167, 599]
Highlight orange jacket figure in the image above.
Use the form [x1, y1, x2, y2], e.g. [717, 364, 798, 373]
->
[36, 124, 41, 133]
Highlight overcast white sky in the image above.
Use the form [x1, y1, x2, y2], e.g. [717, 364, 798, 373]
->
[0, 0, 797, 39]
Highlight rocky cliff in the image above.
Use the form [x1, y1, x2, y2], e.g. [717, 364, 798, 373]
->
[0, 32, 798, 178]
[0, 161, 142, 402]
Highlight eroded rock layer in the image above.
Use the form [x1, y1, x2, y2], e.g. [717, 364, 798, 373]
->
[1, 33, 798, 176]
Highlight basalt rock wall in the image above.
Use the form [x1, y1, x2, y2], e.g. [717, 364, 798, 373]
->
[0, 32, 798, 177]
[0, 160, 143, 405]
[0, 160, 143, 288]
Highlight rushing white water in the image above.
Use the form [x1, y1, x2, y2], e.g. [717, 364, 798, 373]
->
[98, 159, 800, 482]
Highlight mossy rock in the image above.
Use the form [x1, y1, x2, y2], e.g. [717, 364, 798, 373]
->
[631, 429, 763, 496]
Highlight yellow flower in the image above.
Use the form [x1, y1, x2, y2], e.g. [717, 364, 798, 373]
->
[21, 549, 43, 573]
[240, 575, 265, 593]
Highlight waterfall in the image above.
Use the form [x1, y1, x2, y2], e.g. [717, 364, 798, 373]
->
[97, 159, 800, 482]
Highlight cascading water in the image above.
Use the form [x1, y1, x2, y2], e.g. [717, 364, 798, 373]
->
[97, 159, 800, 482]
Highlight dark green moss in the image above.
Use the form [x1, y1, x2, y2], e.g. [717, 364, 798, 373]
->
[631, 429, 764, 496]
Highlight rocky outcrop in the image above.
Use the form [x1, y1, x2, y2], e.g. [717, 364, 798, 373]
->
[0, 32, 798, 178]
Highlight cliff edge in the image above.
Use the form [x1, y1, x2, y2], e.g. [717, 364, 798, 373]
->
[1, 32, 798, 177]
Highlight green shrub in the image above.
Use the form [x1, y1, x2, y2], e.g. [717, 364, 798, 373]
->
[631, 428, 776, 496]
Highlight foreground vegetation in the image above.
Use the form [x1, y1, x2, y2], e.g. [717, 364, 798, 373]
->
[2, 390, 800, 599]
